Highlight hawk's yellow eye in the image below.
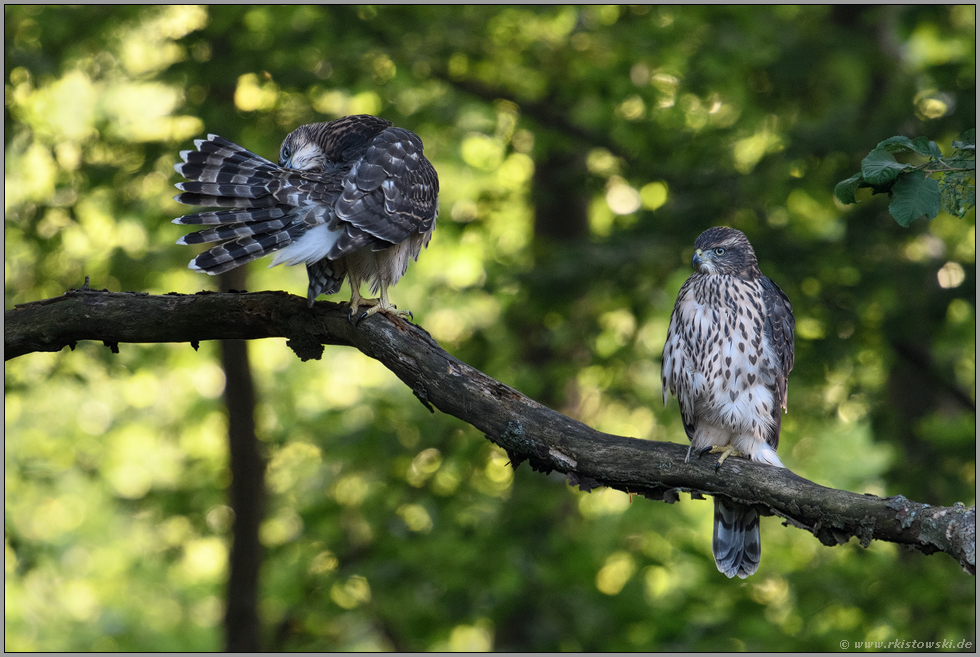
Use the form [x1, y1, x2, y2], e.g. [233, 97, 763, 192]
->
[714, 248, 726, 256]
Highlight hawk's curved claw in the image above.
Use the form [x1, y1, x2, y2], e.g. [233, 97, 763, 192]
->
[701, 444, 744, 471]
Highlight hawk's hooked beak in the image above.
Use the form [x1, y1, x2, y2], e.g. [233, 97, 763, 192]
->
[692, 248, 719, 273]
[692, 248, 705, 269]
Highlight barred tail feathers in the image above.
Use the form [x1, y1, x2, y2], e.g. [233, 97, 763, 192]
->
[187, 224, 307, 275]
[173, 134, 286, 208]
[172, 191, 281, 209]
[712, 497, 761, 579]
[306, 259, 347, 306]
[173, 133, 350, 302]
[173, 206, 288, 229]
[175, 134, 279, 177]
[177, 219, 292, 246]
[183, 218, 342, 280]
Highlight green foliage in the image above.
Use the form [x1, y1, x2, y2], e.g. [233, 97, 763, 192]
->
[835, 131, 976, 226]
[889, 172, 941, 227]
[941, 130, 977, 218]
[5, 4, 976, 652]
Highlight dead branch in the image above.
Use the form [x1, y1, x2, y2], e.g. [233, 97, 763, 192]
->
[5, 288, 975, 574]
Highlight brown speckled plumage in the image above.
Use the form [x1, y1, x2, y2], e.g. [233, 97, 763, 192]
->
[662, 227, 795, 578]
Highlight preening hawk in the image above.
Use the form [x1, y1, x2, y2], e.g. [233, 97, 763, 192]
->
[172, 114, 439, 320]
[662, 227, 795, 579]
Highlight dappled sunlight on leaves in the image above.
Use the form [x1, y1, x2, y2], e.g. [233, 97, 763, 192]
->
[267, 442, 322, 495]
[5, 139, 59, 210]
[331, 473, 373, 508]
[732, 119, 785, 174]
[178, 537, 227, 583]
[470, 446, 513, 498]
[405, 447, 442, 488]
[330, 575, 372, 609]
[396, 503, 434, 533]
[18, 70, 99, 142]
[235, 73, 279, 113]
[259, 511, 304, 547]
[430, 618, 495, 652]
[787, 189, 844, 241]
[578, 488, 632, 519]
[104, 83, 203, 143]
[596, 550, 637, 595]
[117, 5, 208, 75]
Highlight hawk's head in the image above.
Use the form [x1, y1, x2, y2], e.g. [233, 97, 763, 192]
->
[279, 114, 393, 172]
[691, 226, 760, 278]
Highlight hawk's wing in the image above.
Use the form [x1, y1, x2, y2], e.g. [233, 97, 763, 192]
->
[760, 275, 795, 450]
[661, 276, 701, 441]
[333, 127, 439, 254]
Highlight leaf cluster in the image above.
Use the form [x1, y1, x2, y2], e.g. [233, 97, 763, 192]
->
[835, 130, 976, 226]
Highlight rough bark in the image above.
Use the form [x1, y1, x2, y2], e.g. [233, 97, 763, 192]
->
[5, 287, 976, 575]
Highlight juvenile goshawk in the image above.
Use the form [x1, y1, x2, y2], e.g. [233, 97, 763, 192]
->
[662, 226, 795, 579]
[172, 114, 439, 320]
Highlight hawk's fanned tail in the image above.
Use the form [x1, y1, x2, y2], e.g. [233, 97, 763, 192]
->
[713, 498, 761, 579]
[189, 224, 309, 275]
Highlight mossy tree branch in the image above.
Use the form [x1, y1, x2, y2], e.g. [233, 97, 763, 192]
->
[5, 287, 976, 575]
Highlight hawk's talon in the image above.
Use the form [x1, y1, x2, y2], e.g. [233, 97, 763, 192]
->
[702, 444, 745, 471]
[347, 286, 414, 324]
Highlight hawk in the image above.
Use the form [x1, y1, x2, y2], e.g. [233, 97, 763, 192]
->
[661, 227, 795, 579]
[172, 114, 439, 320]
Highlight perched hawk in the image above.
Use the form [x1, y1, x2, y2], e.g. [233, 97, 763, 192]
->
[172, 114, 439, 320]
[662, 227, 795, 579]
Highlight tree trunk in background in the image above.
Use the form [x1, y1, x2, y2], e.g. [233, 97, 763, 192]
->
[220, 268, 265, 652]
[532, 146, 589, 243]
[521, 145, 592, 407]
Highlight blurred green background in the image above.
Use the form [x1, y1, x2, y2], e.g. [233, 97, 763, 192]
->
[4, 5, 975, 651]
